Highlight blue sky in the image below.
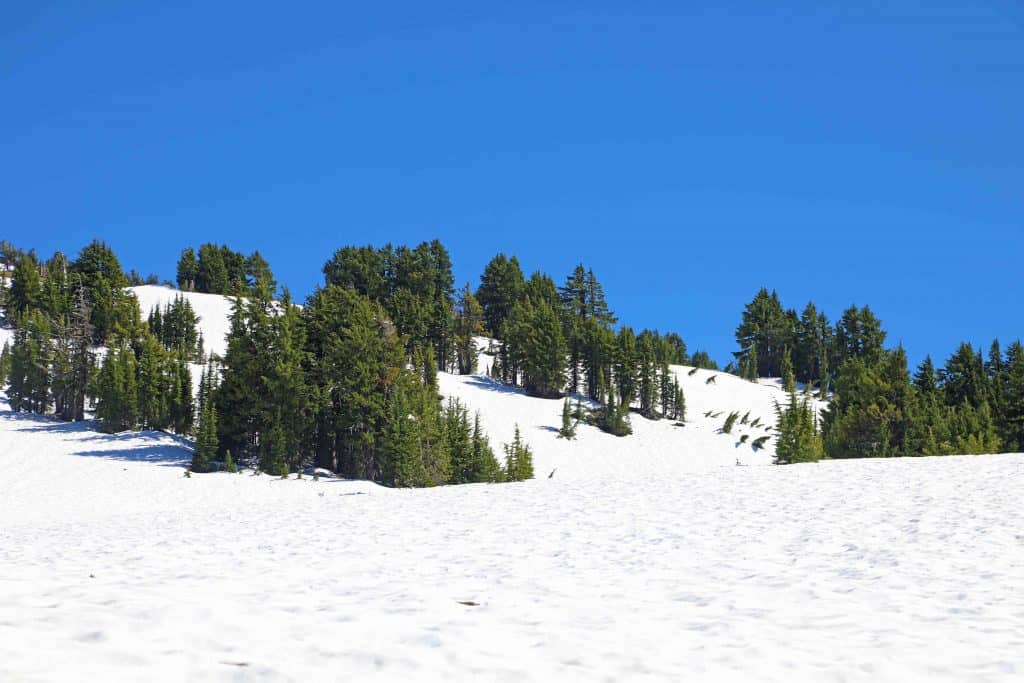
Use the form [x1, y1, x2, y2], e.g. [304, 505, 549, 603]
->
[3, 1, 1022, 367]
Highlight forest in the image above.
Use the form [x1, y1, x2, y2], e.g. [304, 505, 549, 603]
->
[1, 238, 1021, 485]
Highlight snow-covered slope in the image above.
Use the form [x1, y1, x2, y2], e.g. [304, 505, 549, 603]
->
[129, 285, 236, 358]
[128, 287, 824, 473]
[441, 359, 825, 480]
[2, 400, 1022, 682]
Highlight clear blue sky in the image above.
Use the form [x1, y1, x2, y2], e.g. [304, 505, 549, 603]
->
[3, 1, 1022, 367]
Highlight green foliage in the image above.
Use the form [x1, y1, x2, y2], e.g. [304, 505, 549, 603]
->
[596, 389, 632, 437]
[751, 435, 770, 450]
[7, 309, 52, 414]
[503, 425, 534, 482]
[780, 349, 796, 394]
[722, 411, 739, 434]
[774, 389, 823, 464]
[224, 449, 237, 473]
[176, 247, 198, 291]
[558, 398, 577, 439]
[95, 341, 139, 433]
[454, 283, 483, 374]
[192, 403, 219, 473]
[71, 240, 130, 344]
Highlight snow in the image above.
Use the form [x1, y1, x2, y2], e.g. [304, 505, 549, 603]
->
[2, 399, 1023, 681]
[129, 285, 236, 358]
[4, 290, 1021, 680]
[439, 362, 827, 479]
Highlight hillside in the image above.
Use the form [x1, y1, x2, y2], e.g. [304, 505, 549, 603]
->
[2, 287, 1021, 681]
[126, 286, 823, 472]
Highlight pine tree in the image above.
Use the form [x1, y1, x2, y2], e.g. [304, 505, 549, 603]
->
[454, 283, 483, 374]
[780, 348, 796, 394]
[95, 341, 139, 432]
[1000, 341, 1024, 450]
[176, 247, 198, 291]
[7, 250, 42, 320]
[558, 398, 577, 439]
[470, 413, 504, 482]
[50, 283, 93, 422]
[70, 240, 130, 344]
[192, 403, 219, 473]
[7, 310, 52, 414]
[503, 425, 534, 481]
[774, 388, 823, 464]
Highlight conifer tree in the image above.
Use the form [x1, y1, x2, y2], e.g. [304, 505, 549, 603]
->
[1000, 341, 1024, 450]
[70, 240, 130, 344]
[780, 348, 796, 394]
[558, 398, 577, 439]
[7, 310, 52, 414]
[50, 284, 93, 422]
[503, 425, 534, 481]
[95, 342, 139, 432]
[454, 283, 483, 374]
[774, 388, 823, 464]
[192, 402, 219, 473]
[176, 247, 198, 291]
[7, 251, 42, 320]
[470, 413, 504, 482]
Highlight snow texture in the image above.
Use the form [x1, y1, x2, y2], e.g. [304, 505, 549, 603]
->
[2, 396, 1023, 681]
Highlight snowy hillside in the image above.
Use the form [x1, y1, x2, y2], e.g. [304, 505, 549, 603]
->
[130, 285, 236, 358]
[125, 287, 823, 471]
[440, 364, 824, 479]
[2, 399, 1022, 681]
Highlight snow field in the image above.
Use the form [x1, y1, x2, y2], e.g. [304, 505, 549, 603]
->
[2, 402, 1023, 682]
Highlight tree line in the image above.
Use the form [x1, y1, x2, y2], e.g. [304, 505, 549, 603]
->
[2, 239, 1020, 475]
[737, 288, 1024, 462]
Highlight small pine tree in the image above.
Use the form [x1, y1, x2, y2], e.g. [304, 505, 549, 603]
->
[722, 411, 739, 434]
[503, 425, 534, 481]
[192, 403, 218, 473]
[223, 449, 237, 473]
[558, 398, 577, 439]
[774, 388, 823, 464]
[780, 349, 796, 394]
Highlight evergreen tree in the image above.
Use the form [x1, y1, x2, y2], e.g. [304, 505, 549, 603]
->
[454, 283, 483, 374]
[614, 327, 638, 408]
[41, 252, 72, 322]
[7, 250, 42, 320]
[192, 403, 219, 473]
[477, 253, 524, 337]
[558, 398, 577, 439]
[176, 247, 198, 291]
[196, 243, 229, 294]
[470, 413, 504, 482]
[7, 310, 52, 414]
[95, 341, 139, 432]
[1000, 341, 1024, 450]
[70, 240, 130, 344]
[734, 288, 787, 377]
[50, 284, 93, 422]
[774, 388, 823, 464]
[780, 348, 796, 394]
[503, 425, 534, 481]
[518, 298, 567, 398]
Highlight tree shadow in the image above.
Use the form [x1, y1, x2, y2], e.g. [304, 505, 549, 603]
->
[72, 444, 191, 467]
[2, 405, 193, 467]
[463, 376, 530, 396]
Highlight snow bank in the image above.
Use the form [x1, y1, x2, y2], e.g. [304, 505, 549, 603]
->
[2, 400, 1022, 681]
